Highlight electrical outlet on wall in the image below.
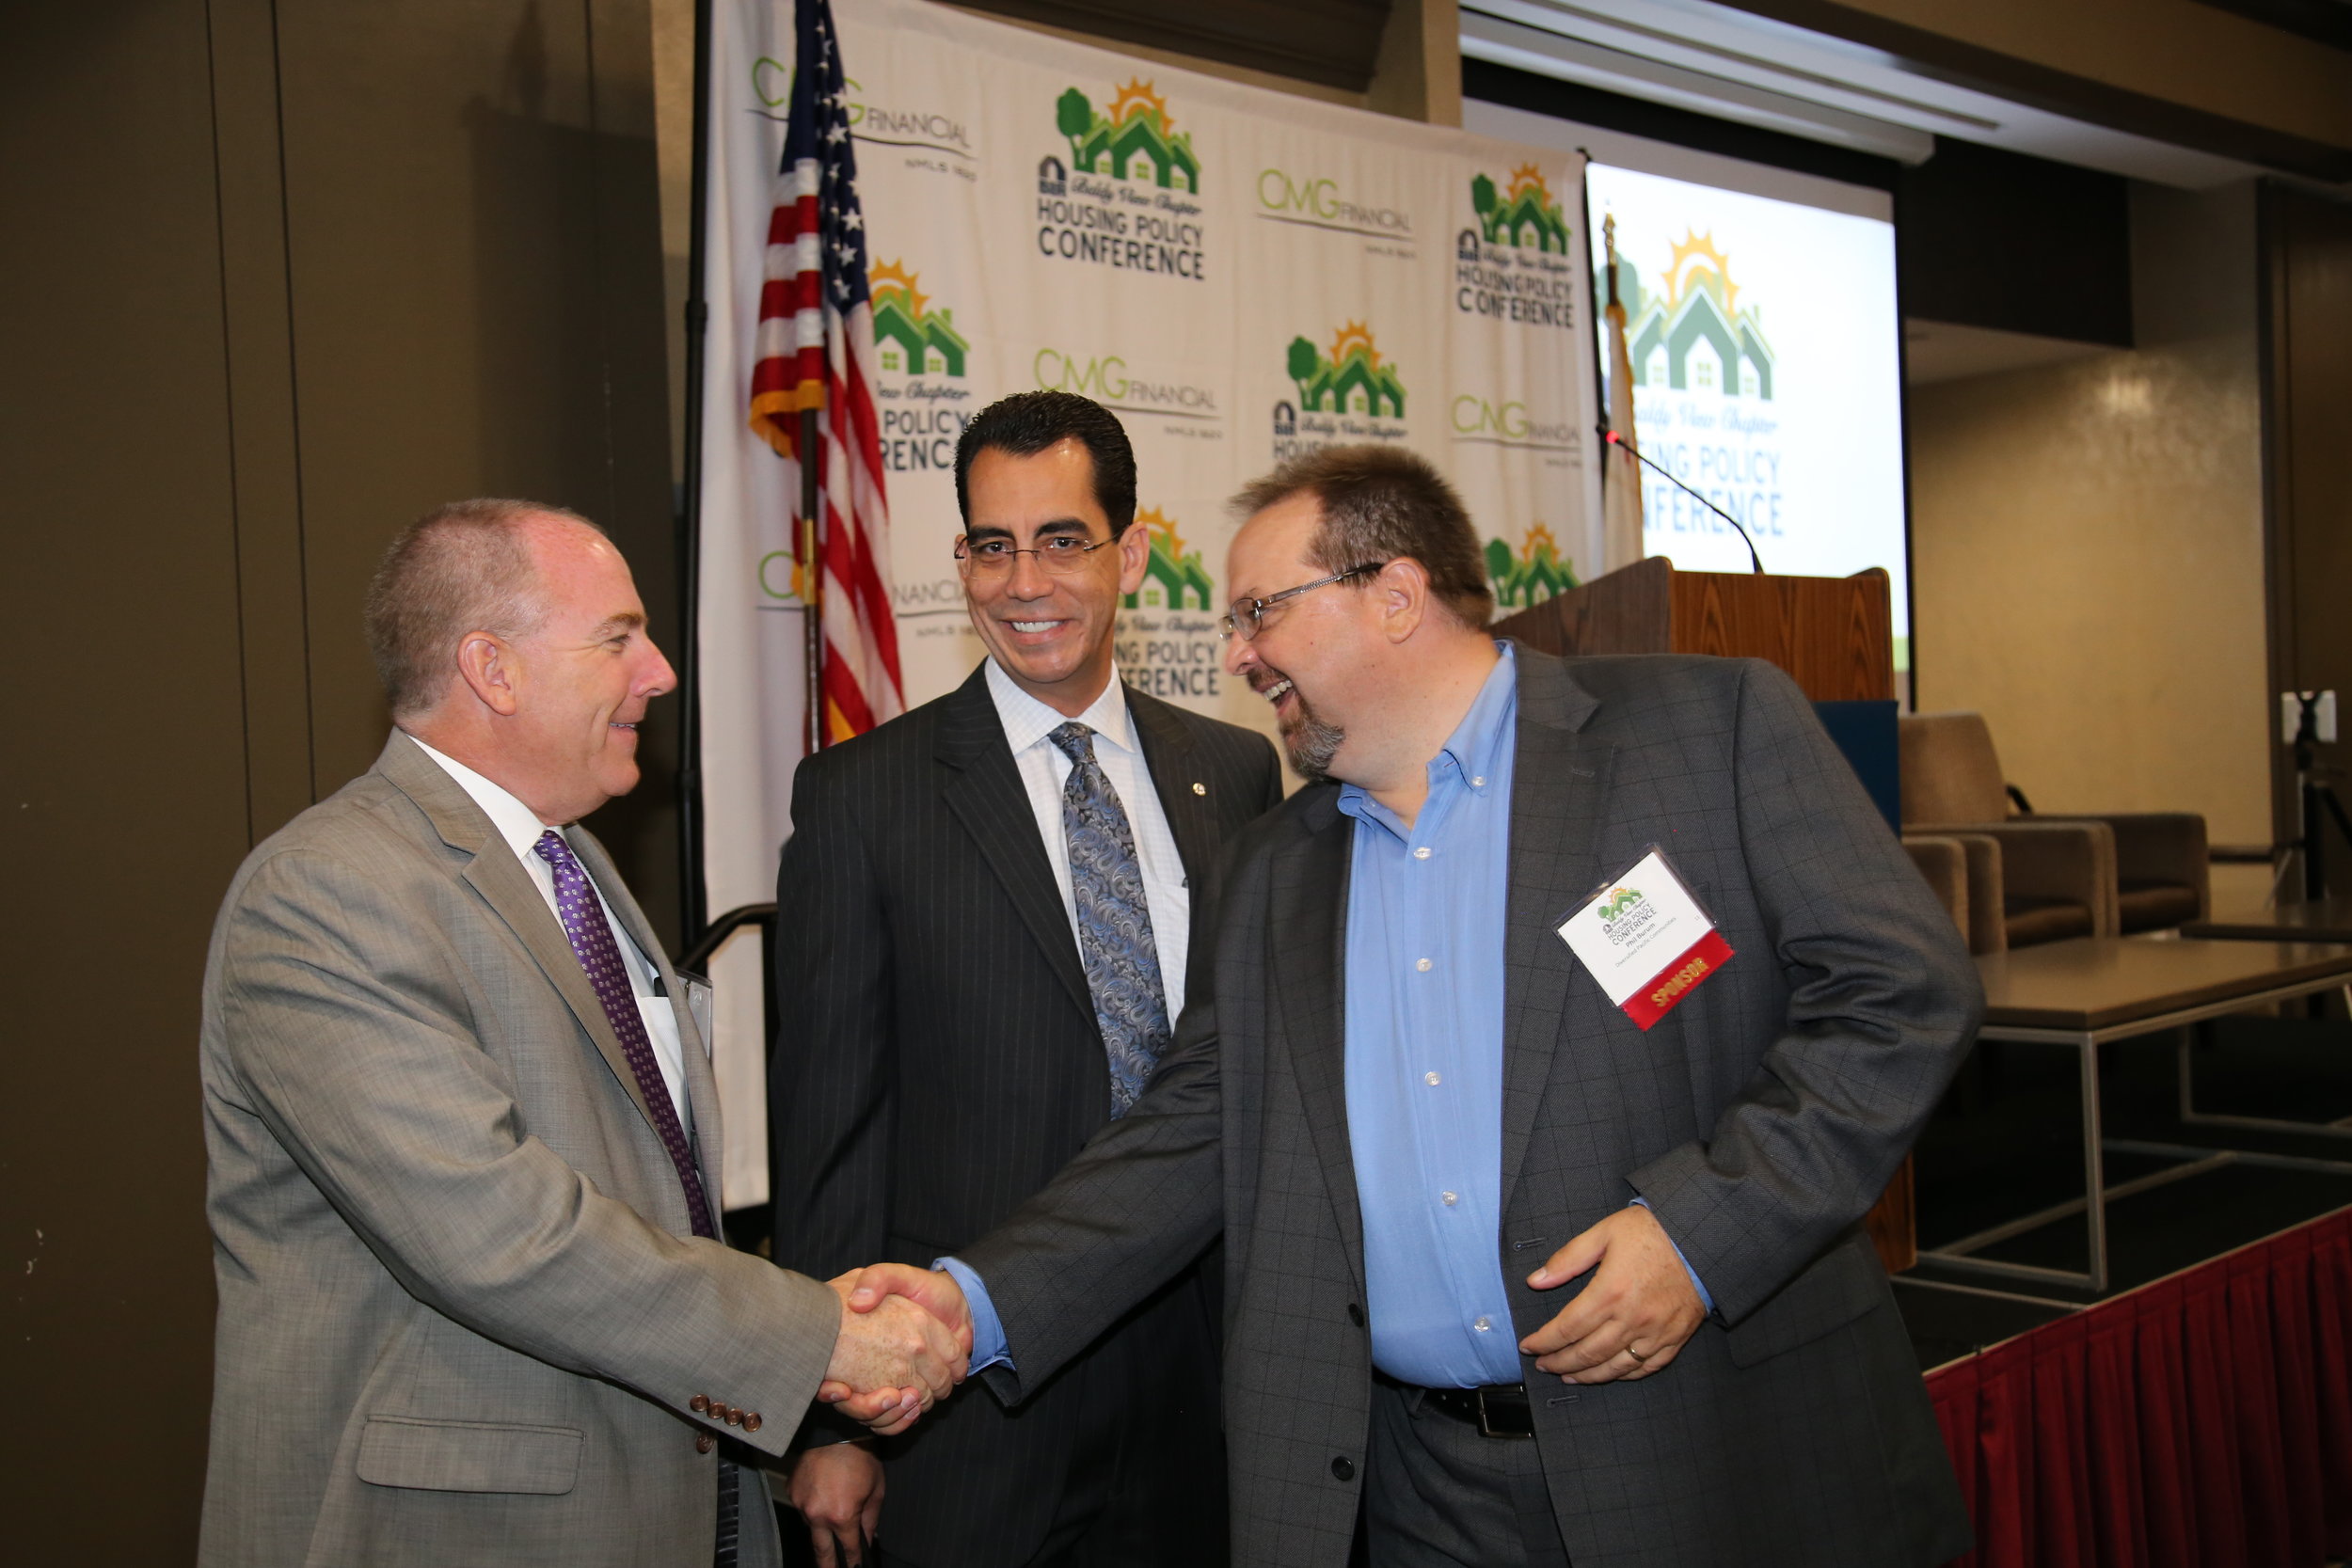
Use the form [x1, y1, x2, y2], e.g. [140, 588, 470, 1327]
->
[2281, 690, 2339, 744]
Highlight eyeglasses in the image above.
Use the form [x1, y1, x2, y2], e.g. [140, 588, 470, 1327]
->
[954, 534, 1117, 577]
[1218, 562, 1390, 641]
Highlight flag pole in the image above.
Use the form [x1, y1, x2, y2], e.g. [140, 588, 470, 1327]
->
[800, 405, 823, 753]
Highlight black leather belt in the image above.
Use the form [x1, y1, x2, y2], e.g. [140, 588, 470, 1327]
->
[1378, 1371, 1534, 1438]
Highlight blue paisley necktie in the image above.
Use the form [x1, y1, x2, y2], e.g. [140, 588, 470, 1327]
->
[1051, 721, 1170, 1117]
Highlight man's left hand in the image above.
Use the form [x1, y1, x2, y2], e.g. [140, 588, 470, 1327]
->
[1518, 1205, 1706, 1384]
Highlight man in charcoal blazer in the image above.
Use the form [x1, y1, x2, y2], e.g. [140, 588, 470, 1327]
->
[879, 447, 1979, 1567]
[199, 502, 960, 1568]
[770, 393, 1282, 1567]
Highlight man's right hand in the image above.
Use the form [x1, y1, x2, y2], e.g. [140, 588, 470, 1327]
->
[822, 1270, 968, 1436]
[788, 1441, 885, 1568]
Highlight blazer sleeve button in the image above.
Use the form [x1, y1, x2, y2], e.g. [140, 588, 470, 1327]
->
[724, 1408, 743, 1427]
[742, 1412, 764, 1433]
[696, 1433, 716, 1454]
[1330, 1456, 1355, 1481]
[689, 1395, 710, 1415]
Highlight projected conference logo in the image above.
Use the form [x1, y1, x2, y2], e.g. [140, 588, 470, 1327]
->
[1114, 507, 1223, 705]
[868, 261, 974, 477]
[1611, 231, 1776, 402]
[1271, 323, 1409, 461]
[1035, 79, 1207, 280]
[1485, 523, 1580, 610]
[1607, 229, 1785, 544]
[1033, 347, 1221, 430]
[1455, 166, 1578, 329]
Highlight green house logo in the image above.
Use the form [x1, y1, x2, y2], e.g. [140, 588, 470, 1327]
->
[869, 261, 968, 377]
[1485, 524, 1579, 610]
[1286, 323, 1406, 418]
[1471, 165, 1570, 253]
[1055, 78, 1200, 192]
[1605, 230, 1775, 399]
[1598, 886, 1644, 922]
[1123, 507, 1215, 611]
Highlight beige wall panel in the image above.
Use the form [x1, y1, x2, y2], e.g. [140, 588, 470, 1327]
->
[1909, 182, 2270, 855]
[270, 0, 682, 936]
[0, 3, 248, 1558]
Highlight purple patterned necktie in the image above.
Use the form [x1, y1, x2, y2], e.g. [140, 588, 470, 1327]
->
[532, 831, 715, 1240]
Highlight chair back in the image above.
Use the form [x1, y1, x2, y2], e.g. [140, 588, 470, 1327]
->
[1899, 711, 2010, 825]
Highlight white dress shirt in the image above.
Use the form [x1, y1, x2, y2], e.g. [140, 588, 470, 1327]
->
[407, 735, 692, 1128]
[984, 659, 1192, 1023]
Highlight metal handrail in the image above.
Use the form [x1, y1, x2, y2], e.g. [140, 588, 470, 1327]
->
[679, 902, 776, 975]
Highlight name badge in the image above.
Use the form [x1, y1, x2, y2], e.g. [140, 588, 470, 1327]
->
[1556, 849, 1735, 1030]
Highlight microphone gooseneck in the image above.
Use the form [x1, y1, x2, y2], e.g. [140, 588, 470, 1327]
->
[1600, 425, 1766, 576]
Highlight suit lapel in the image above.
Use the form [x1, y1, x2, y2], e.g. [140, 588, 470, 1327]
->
[1130, 688, 1217, 892]
[1271, 789, 1366, 1295]
[376, 734, 664, 1142]
[935, 666, 1096, 1028]
[1499, 651, 1613, 1212]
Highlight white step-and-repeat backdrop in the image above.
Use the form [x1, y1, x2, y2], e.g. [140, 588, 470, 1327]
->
[695, 0, 1601, 1205]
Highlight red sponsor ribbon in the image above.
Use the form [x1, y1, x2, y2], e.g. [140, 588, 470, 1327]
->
[1617, 928, 1736, 1031]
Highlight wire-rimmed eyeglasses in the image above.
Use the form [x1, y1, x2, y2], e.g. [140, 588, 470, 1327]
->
[953, 534, 1117, 577]
[1218, 562, 1389, 641]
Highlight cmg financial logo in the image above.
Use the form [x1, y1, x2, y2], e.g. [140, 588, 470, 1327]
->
[1450, 395, 1581, 451]
[1034, 348, 1220, 420]
[1255, 169, 1413, 238]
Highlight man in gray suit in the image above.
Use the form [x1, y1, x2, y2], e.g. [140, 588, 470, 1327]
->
[854, 446, 1980, 1566]
[198, 500, 965, 1568]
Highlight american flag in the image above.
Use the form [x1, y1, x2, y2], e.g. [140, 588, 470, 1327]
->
[748, 0, 903, 744]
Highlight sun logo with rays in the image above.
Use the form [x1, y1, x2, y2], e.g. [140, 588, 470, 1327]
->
[1108, 78, 1173, 132]
[866, 259, 930, 320]
[1504, 163, 1553, 209]
[1330, 321, 1382, 371]
[1662, 230, 1740, 315]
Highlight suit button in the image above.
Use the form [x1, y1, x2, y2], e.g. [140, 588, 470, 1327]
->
[724, 1407, 743, 1428]
[696, 1433, 715, 1454]
[1346, 1303, 1365, 1326]
[742, 1412, 763, 1433]
[1330, 1456, 1355, 1481]
[689, 1395, 710, 1415]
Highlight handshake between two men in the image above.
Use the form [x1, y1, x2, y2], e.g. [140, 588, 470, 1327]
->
[818, 1264, 977, 1435]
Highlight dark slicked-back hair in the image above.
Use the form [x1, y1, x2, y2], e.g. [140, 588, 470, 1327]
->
[1230, 446, 1493, 628]
[954, 390, 1138, 535]
[363, 498, 603, 717]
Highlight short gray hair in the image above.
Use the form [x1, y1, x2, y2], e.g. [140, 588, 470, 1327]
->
[363, 499, 601, 717]
[1230, 446, 1493, 629]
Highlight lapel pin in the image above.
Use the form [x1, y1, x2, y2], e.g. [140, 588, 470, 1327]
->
[1192, 782, 1207, 795]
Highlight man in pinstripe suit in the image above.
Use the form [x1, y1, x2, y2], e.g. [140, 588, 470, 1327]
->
[770, 393, 1284, 1568]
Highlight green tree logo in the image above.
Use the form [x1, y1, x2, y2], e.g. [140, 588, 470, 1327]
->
[1471, 165, 1570, 252]
[1286, 323, 1406, 417]
[868, 261, 969, 377]
[1054, 78, 1200, 192]
[1484, 524, 1579, 609]
[1122, 507, 1215, 611]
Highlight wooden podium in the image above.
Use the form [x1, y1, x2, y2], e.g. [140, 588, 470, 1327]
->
[1495, 557, 1917, 1274]
[1492, 555, 1895, 704]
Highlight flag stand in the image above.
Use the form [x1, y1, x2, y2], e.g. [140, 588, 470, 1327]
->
[799, 405, 823, 754]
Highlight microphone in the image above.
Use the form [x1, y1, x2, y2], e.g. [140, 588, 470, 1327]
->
[1599, 425, 1765, 575]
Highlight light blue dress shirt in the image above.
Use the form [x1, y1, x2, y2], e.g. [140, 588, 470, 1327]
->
[1339, 645, 1525, 1387]
[948, 643, 1708, 1383]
